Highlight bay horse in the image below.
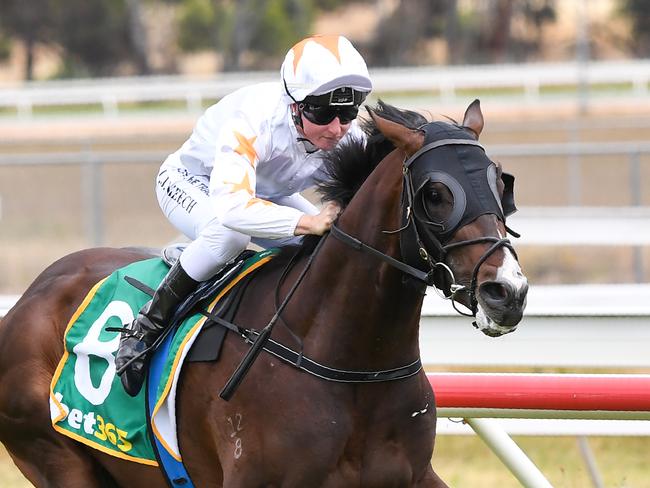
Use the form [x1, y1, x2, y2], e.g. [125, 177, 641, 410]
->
[0, 99, 527, 487]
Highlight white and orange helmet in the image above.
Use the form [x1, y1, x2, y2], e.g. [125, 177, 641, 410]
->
[281, 35, 372, 104]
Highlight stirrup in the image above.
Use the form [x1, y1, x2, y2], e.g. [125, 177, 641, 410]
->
[162, 243, 188, 267]
[106, 326, 144, 340]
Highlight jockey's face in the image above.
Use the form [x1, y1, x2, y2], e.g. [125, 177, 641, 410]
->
[299, 111, 352, 151]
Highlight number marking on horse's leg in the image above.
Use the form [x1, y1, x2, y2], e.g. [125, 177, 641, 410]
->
[227, 413, 244, 459]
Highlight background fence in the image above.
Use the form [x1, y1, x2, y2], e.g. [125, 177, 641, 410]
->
[1, 141, 648, 247]
[1, 59, 650, 117]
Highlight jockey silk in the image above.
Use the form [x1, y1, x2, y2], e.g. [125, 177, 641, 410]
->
[161, 82, 364, 240]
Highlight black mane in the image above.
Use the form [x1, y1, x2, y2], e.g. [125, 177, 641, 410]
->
[315, 100, 428, 206]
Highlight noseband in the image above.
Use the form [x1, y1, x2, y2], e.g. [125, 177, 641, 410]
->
[330, 137, 517, 317]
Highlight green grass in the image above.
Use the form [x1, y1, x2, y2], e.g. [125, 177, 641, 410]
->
[433, 435, 650, 487]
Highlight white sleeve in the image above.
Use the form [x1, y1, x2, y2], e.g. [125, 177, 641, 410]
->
[209, 117, 305, 239]
[270, 193, 319, 215]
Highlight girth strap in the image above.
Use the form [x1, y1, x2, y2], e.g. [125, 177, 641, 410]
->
[256, 331, 423, 383]
[197, 309, 423, 383]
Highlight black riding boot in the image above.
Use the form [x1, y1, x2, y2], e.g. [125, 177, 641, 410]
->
[115, 261, 198, 396]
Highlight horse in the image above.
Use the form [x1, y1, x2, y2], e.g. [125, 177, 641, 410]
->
[0, 99, 528, 487]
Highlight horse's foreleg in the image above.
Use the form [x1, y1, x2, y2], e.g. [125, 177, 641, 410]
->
[3, 434, 117, 488]
[417, 466, 450, 488]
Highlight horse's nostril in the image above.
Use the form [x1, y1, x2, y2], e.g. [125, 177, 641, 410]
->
[480, 282, 510, 304]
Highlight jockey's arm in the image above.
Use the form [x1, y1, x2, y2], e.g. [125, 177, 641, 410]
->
[210, 118, 334, 239]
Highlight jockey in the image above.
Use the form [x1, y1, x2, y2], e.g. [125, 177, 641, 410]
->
[115, 35, 373, 396]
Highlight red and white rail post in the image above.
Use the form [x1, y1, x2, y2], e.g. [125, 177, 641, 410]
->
[429, 373, 650, 487]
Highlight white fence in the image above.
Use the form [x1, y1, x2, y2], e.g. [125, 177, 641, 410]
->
[1, 59, 649, 117]
[509, 206, 650, 246]
[420, 283, 650, 368]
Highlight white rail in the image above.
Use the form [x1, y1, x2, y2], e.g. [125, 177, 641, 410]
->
[420, 283, 650, 368]
[1, 59, 649, 117]
[509, 206, 650, 245]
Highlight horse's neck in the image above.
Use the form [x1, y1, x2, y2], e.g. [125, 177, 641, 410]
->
[294, 154, 424, 367]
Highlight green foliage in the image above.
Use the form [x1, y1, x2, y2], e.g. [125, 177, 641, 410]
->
[0, 35, 11, 62]
[178, 0, 216, 52]
[0, 0, 140, 78]
[312, 0, 347, 11]
[251, 0, 314, 57]
[51, 0, 132, 77]
[178, 0, 315, 69]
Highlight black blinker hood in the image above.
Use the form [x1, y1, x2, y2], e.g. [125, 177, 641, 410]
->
[409, 123, 517, 243]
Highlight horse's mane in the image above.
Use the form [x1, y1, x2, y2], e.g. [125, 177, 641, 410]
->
[280, 102, 429, 257]
[315, 100, 428, 206]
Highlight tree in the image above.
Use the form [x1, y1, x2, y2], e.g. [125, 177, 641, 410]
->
[0, 0, 152, 79]
[178, 0, 315, 71]
[125, 0, 151, 74]
[177, 0, 216, 52]
[619, 0, 650, 57]
[457, 0, 556, 64]
[51, 0, 134, 77]
[0, 0, 55, 80]
[367, 0, 447, 66]
[249, 0, 314, 64]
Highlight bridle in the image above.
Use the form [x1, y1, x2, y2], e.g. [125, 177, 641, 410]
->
[330, 136, 517, 317]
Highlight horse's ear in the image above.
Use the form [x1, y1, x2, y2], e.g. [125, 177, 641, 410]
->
[367, 108, 424, 157]
[462, 99, 484, 139]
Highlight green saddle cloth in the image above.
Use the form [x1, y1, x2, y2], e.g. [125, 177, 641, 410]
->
[49, 249, 278, 465]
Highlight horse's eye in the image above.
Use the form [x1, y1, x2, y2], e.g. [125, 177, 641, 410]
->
[421, 182, 440, 203]
[415, 181, 454, 225]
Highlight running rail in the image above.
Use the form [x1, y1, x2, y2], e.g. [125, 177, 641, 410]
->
[428, 373, 650, 487]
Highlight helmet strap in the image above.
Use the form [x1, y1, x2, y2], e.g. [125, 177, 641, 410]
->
[291, 103, 304, 129]
[283, 76, 298, 103]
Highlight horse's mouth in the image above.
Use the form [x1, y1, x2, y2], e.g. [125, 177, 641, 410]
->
[473, 305, 523, 337]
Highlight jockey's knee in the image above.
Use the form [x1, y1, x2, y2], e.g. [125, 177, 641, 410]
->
[180, 223, 250, 281]
[212, 231, 251, 260]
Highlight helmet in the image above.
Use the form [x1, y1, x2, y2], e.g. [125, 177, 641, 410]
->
[281, 35, 372, 103]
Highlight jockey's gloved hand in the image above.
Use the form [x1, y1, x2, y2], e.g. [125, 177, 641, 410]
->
[294, 202, 341, 236]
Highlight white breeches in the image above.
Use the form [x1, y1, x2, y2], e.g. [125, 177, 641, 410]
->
[156, 165, 318, 281]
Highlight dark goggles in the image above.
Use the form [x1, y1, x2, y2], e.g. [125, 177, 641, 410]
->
[300, 103, 359, 125]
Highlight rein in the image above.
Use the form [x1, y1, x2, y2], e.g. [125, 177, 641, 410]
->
[329, 224, 433, 284]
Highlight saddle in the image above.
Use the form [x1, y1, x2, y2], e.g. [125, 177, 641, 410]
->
[154, 243, 260, 362]
[123, 244, 263, 363]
